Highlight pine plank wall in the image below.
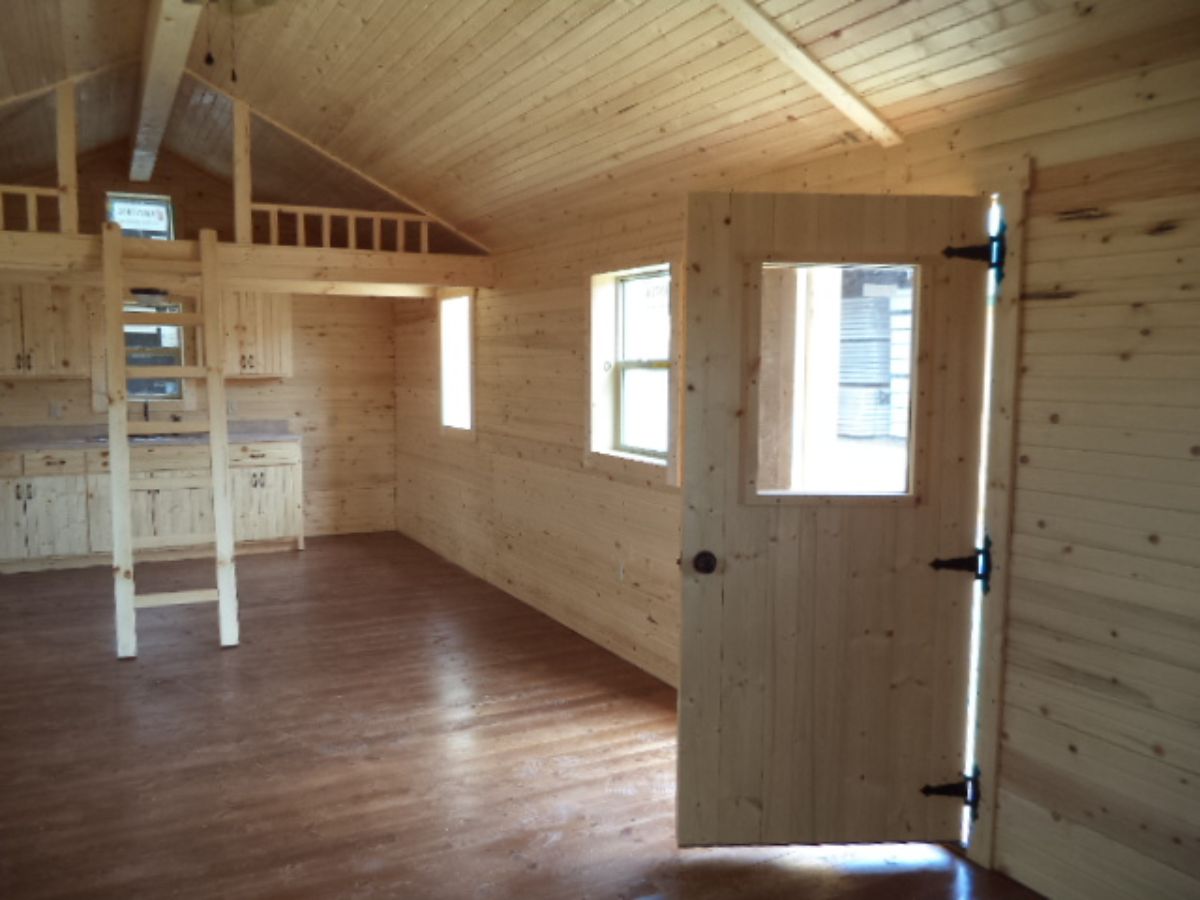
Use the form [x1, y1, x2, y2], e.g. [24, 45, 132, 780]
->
[2, 142, 399, 537]
[393, 55, 1200, 900]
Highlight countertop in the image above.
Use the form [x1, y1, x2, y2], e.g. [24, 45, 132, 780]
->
[0, 421, 300, 452]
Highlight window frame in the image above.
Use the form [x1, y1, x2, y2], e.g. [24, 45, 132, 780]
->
[742, 257, 927, 508]
[124, 293, 186, 401]
[612, 268, 673, 461]
[438, 289, 475, 436]
[587, 262, 679, 483]
[106, 191, 175, 240]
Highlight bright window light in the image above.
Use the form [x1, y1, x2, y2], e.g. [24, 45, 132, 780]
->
[440, 294, 472, 430]
[107, 192, 174, 240]
[589, 264, 673, 464]
[124, 291, 184, 401]
[755, 263, 918, 496]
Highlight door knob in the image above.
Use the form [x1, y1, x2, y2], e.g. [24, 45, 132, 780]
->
[692, 551, 718, 575]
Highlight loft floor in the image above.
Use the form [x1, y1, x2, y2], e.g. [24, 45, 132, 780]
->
[0, 533, 1039, 899]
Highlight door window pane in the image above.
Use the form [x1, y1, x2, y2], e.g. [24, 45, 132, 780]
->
[756, 263, 917, 496]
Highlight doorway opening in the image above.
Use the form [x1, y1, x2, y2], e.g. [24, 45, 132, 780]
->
[961, 193, 1006, 845]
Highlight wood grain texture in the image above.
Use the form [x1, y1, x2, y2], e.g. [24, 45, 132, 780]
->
[1, 144, 400, 538]
[677, 192, 988, 846]
[0, 532, 1040, 900]
[392, 52, 1200, 899]
[6, 0, 1197, 251]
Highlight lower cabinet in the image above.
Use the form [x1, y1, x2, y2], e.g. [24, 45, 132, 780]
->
[88, 444, 303, 555]
[231, 465, 303, 543]
[0, 475, 90, 561]
[1, 442, 303, 567]
[87, 471, 214, 553]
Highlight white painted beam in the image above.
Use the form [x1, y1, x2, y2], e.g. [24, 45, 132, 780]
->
[130, 0, 203, 181]
[715, 0, 901, 147]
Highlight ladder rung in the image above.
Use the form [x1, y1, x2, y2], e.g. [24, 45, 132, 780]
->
[135, 589, 219, 609]
[125, 365, 207, 379]
[122, 312, 204, 327]
[130, 477, 212, 491]
[133, 533, 216, 551]
[127, 421, 211, 436]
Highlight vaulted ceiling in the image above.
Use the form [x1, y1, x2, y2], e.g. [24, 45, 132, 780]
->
[2, 0, 1199, 252]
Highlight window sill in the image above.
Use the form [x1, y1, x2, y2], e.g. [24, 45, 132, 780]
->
[440, 424, 477, 443]
[584, 447, 678, 491]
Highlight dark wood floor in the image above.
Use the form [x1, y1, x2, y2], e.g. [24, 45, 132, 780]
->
[0, 533, 1041, 899]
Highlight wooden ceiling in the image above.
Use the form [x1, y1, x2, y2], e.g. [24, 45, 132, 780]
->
[2, 0, 1200, 251]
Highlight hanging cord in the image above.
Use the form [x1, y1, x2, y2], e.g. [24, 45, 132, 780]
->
[229, 4, 238, 84]
[204, 0, 215, 65]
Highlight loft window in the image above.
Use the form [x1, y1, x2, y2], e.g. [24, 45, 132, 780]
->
[754, 263, 918, 496]
[440, 294, 473, 430]
[107, 192, 174, 240]
[589, 264, 674, 464]
[125, 291, 183, 401]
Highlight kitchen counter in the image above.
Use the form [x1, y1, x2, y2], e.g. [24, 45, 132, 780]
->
[0, 421, 300, 451]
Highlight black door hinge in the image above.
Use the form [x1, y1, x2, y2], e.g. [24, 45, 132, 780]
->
[930, 534, 992, 594]
[943, 220, 1007, 284]
[921, 766, 981, 821]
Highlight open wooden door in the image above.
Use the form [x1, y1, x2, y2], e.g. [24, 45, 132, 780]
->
[678, 192, 991, 846]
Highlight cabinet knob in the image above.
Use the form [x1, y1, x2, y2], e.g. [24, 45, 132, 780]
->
[25, 482, 34, 500]
[692, 550, 718, 575]
[14, 483, 22, 500]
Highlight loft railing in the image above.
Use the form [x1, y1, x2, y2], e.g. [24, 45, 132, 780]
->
[0, 185, 62, 233]
[249, 202, 434, 253]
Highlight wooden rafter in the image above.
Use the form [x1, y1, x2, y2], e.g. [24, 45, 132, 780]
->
[0, 59, 137, 113]
[130, 0, 203, 181]
[715, 0, 901, 147]
[184, 69, 490, 254]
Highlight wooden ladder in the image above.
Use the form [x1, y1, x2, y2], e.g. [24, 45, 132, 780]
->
[102, 224, 239, 659]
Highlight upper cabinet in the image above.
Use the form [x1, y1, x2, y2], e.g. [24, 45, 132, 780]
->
[0, 284, 90, 378]
[223, 290, 293, 378]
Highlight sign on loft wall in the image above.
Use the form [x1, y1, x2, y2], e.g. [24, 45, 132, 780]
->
[106, 193, 175, 240]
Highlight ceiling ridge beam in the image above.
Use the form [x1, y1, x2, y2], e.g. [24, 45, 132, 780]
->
[184, 69, 490, 254]
[131, 0, 204, 181]
[715, 0, 901, 147]
[0, 59, 138, 113]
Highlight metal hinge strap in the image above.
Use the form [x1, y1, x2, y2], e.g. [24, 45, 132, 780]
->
[920, 766, 981, 821]
[942, 221, 1007, 283]
[930, 535, 992, 594]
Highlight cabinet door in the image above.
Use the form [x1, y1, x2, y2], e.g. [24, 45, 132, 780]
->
[149, 469, 214, 545]
[253, 293, 293, 377]
[23, 476, 89, 558]
[0, 479, 27, 560]
[224, 290, 293, 378]
[231, 468, 262, 541]
[232, 466, 301, 542]
[20, 284, 90, 377]
[87, 475, 157, 553]
[259, 465, 302, 540]
[0, 285, 24, 376]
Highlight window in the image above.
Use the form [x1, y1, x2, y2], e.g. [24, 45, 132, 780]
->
[754, 263, 918, 496]
[125, 291, 184, 401]
[107, 192, 174, 239]
[589, 264, 674, 465]
[440, 293, 473, 430]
